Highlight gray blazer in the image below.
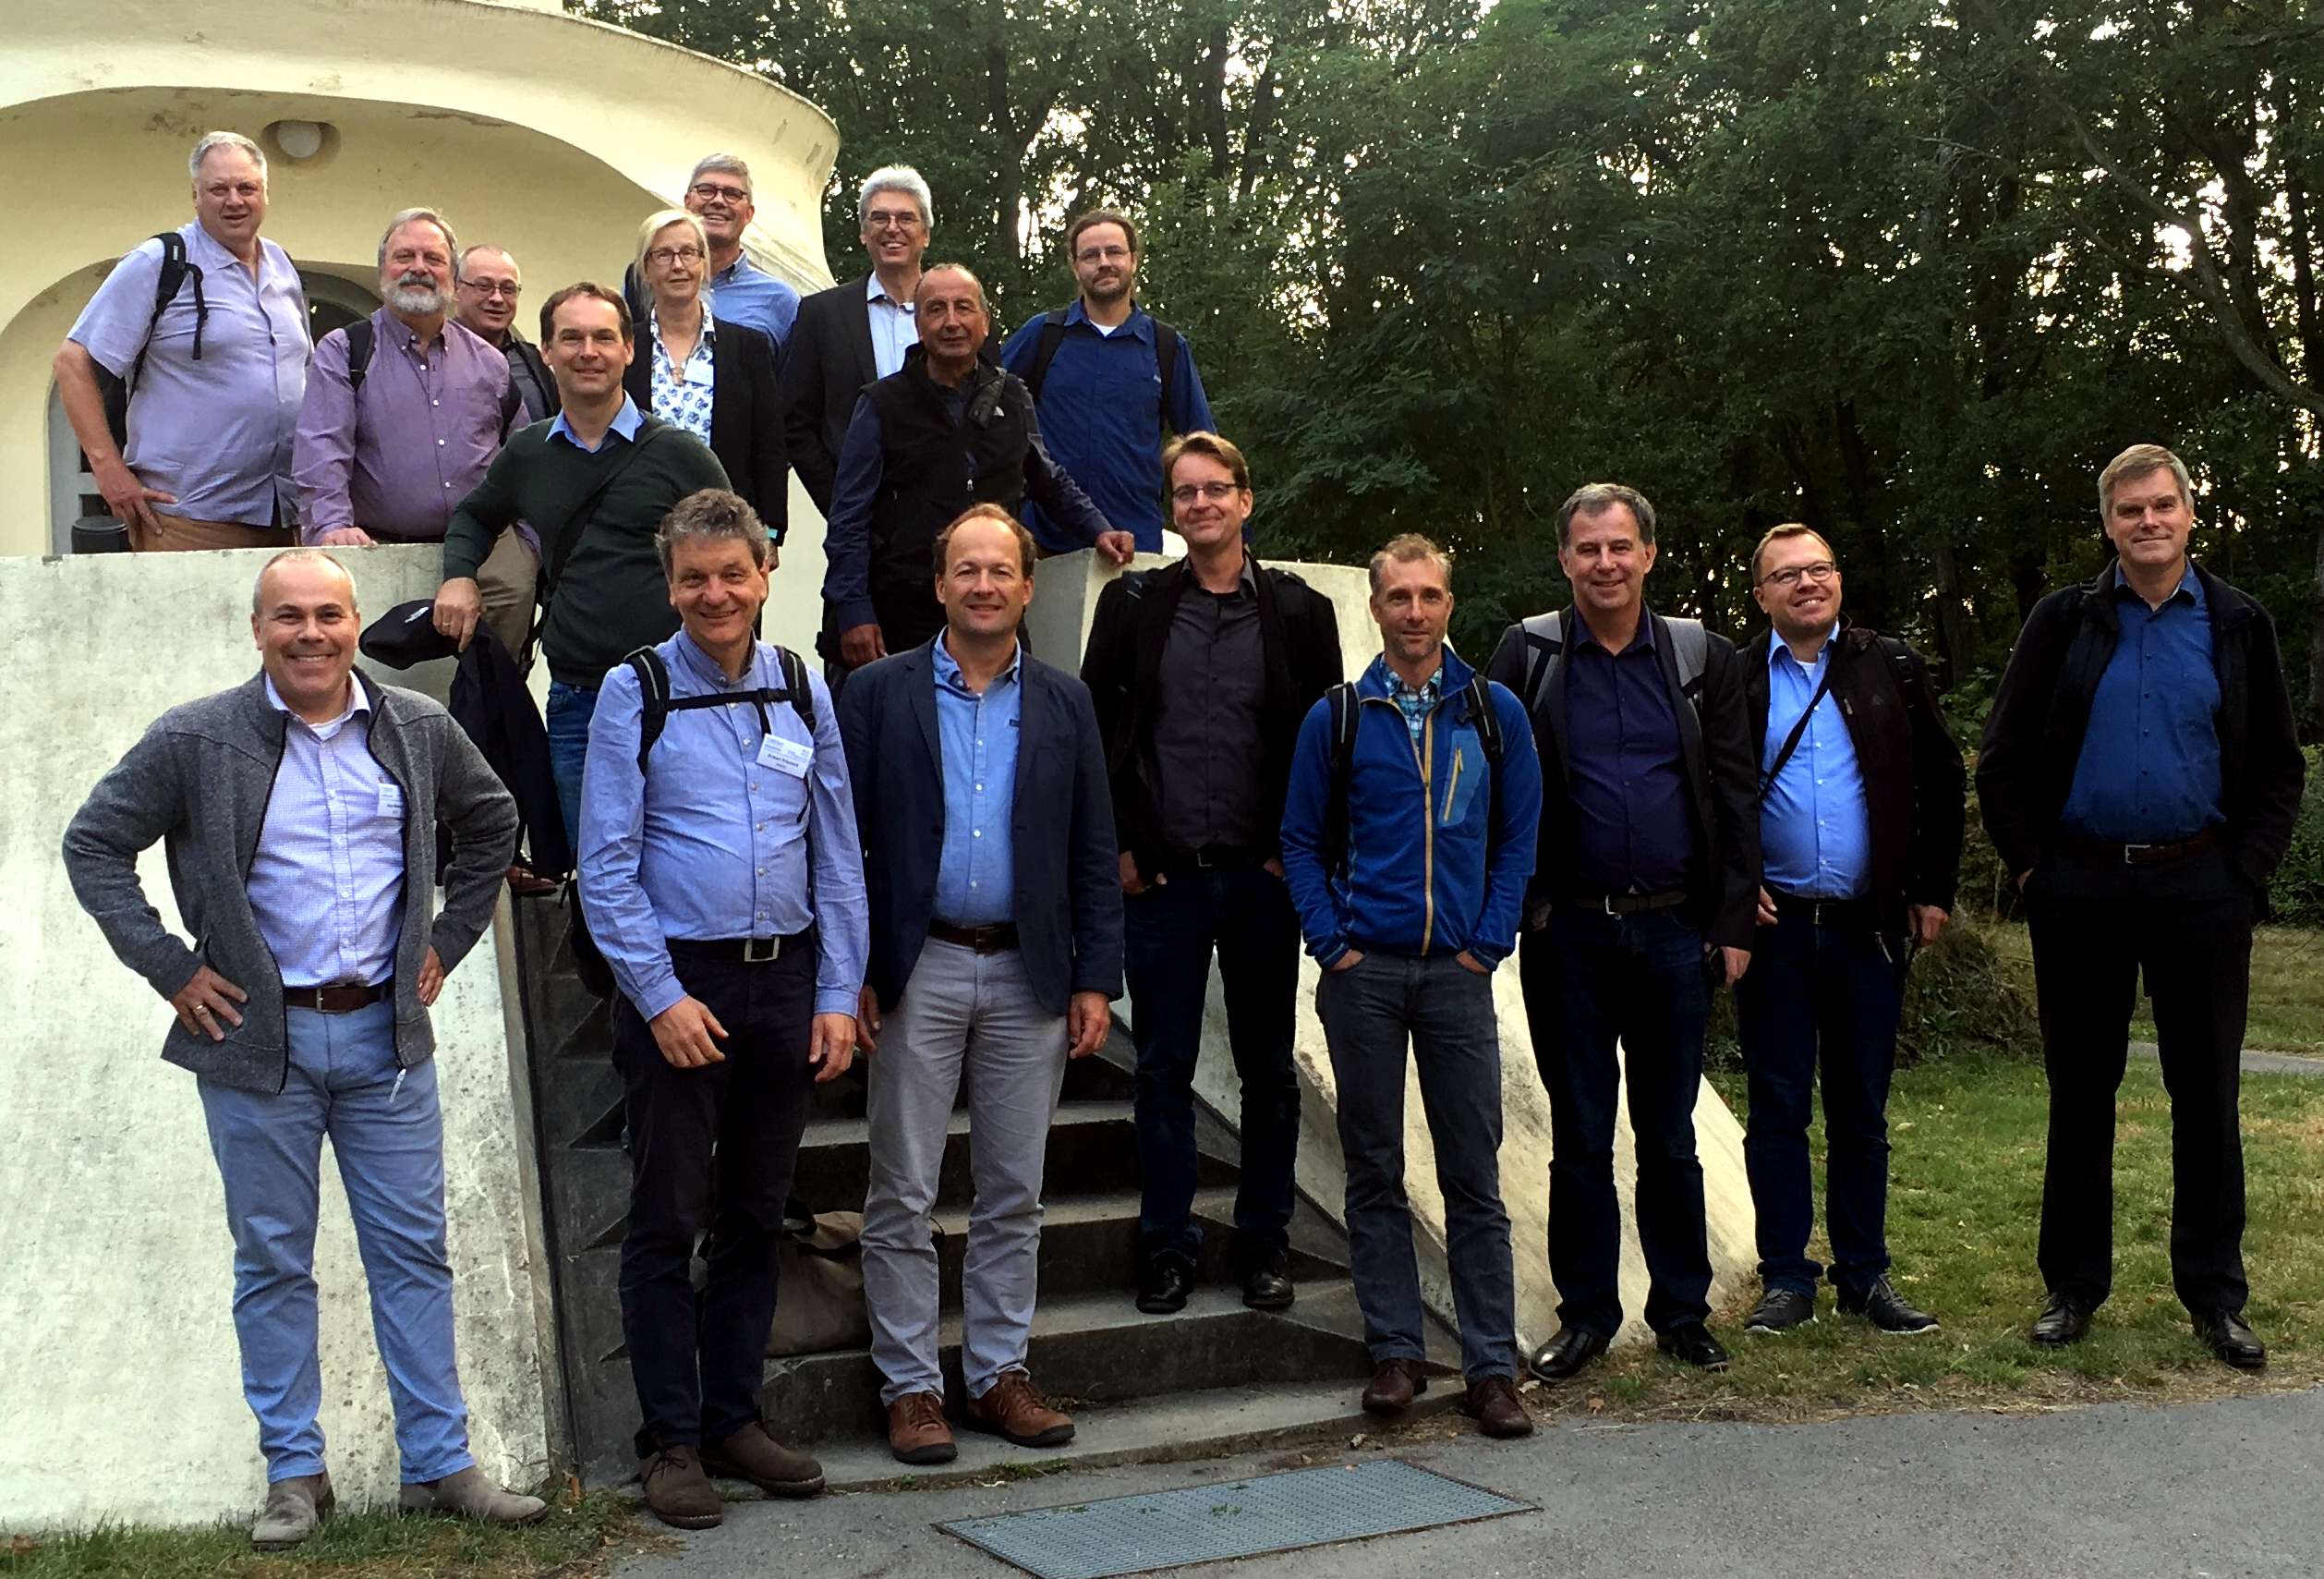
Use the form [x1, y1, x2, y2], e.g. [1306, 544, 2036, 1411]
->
[63, 671, 519, 1094]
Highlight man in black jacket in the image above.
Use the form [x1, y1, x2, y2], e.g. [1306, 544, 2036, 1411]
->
[1735, 525, 1963, 1339]
[1080, 431, 1341, 1316]
[1483, 482, 1761, 1382]
[1979, 443, 2305, 1368]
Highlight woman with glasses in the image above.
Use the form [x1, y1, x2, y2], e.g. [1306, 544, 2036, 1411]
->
[622, 208, 788, 545]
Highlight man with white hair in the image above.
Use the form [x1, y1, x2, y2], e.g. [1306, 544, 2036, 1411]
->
[54, 130, 310, 551]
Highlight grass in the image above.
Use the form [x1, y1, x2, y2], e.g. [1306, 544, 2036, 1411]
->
[1981, 921, 2324, 1057]
[0, 1490, 665, 1579]
[1515, 1053, 2324, 1426]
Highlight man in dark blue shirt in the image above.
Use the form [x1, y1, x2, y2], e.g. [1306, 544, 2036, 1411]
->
[1483, 483, 1761, 1384]
[1979, 443, 2306, 1370]
[998, 210, 1216, 553]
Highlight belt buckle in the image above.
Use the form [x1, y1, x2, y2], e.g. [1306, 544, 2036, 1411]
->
[743, 936, 780, 964]
[1599, 895, 1618, 916]
[2123, 843, 2153, 865]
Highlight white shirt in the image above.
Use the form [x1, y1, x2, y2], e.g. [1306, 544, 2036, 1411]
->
[865, 273, 920, 380]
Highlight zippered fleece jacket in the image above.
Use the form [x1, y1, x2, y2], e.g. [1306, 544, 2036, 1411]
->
[63, 671, 519, 1094]
[1279, 647, 1543, 970]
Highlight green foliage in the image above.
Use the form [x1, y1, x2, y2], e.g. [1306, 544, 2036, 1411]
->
[2267, 749, 2324, 926]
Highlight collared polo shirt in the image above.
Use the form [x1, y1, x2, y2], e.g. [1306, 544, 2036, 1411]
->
[705, 252, 800, 359]
[69, 222, 309, 527]
[2063, 564, 2223, 843]
[1759, 623, 1870, 898]
[1149, 557, 1265, 853]
[1565, 615, 1694, 893]
[247, 677, 406, 989]
[866, 273, 919, 379]
[932, 636, 1023, 926]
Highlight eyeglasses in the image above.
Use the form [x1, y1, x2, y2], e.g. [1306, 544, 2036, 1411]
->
[646, 246, 706, 267]
[1170, 480, 1243, 505]
[865, 208, 924, 231]
[1076, 245, 1132, 264]
[1761, 561, 1838, 589]
[461, 279, 521, 298]
[689, 182, 749, 204]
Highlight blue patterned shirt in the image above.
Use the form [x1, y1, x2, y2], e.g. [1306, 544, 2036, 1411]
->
[648, 315, 717, 443]
[1389, 667, 1442, 747]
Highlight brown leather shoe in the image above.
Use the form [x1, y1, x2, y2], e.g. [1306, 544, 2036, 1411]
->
[886, 1391, 959, 1464]
[700, 1421, 826, 1497]
[1462, 1375, 1534, 1439]
[962, 1371, 1075, 1448]
[1362, 1357, 1427, 1415]
[637, 1444, 722, 1529]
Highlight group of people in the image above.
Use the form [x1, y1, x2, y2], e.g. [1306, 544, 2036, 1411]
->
[56, 128, 2307, 1546]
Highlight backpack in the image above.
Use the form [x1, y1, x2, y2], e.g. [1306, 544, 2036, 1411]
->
[1512, 608, 1709, 720]
[566, 642, 820, 999]
[1319, 672, 1506, 879]
[1021, 308, 1180, 431]
[343, 316, 523, 434]
[99, 232, 204, 449]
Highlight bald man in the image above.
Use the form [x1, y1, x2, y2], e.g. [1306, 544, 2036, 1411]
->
[64, 550, 536, 1549]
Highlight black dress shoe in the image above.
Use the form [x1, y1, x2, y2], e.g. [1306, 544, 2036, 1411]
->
[2192, 1309, 2267, 1371]
[1655, 1321, 1731, 1371]
[1135, 1257, 1193, 1315]
[2028, 1291, 2092, 1347]
[1745, 1288, 1816, 1333]
[1242, 1256, 1295, 1312]
[1839, 1274, 1939, 1335]
[1528, 1326, 1609, 1382]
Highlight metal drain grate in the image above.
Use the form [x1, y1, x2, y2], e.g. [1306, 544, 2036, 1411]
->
[938, 1458, 1531, 1579]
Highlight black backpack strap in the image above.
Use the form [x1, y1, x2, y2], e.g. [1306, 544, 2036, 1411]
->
[110, 233, 199, 446]
[497, 375, 523, 435]
[1459, 674, 1503, 766]
[1022, 309, 1071, 404]
[343, 317, 376, 398]
[1150, 316, 1180, 432]
[633, 643, 817, 776]
[1759, 662, 1837, 796]
[775, 645, 816, 734]
[1321, 681, 1362, 877]
[626, 648, 672, 776]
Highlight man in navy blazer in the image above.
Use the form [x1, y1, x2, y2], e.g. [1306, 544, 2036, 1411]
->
[837, 504, 1124, 1467]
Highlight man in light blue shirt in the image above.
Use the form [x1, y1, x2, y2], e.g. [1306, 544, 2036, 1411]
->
[682, 154, 800, 358]
[577, 488, 864, 1529]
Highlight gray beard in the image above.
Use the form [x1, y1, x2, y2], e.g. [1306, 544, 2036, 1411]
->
[387, 282, 447, 316]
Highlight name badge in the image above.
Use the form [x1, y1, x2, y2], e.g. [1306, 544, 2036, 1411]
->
[757, 734, 814, 779]
[377, 781, 405, 818]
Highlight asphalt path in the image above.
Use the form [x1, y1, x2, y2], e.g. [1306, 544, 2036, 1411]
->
[622, 1388, 2324, 1578]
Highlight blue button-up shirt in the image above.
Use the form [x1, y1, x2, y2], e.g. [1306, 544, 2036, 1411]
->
[2063, 564, 2223, 843]
[867, 273, 919, 379]
[248, 677, 405, 989]
[933, 636, 1023, 927]
[549, 394, 645, 453]
[998, 301, 1216, 553]
[1565, 616, 1695, 893]
[706, 253, 800, 361]
[576, 630, 869, 1021]
[1760, 624, 1871, 898]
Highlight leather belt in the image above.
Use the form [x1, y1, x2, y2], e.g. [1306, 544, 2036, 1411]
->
[1768, 889, 1878, 929]
[282, 981, 391, 1014]
[666, 929, 816, 965]
[2056, 826, 2222, 867]
[1565, 890, 1689, 917]
[1164, 844, 1268, 872]
[929, 919, 1021, 953]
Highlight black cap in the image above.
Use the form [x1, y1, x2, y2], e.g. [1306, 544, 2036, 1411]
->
[359, 599, 461, 669]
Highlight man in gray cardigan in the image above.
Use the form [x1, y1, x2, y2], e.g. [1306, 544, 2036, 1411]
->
[63, 550, 534, 1549]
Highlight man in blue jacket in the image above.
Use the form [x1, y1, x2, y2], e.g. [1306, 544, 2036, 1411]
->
[1279, 533, 1542, 1439]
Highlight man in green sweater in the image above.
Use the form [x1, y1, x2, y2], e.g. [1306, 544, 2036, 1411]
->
[434, 283, 729, 841]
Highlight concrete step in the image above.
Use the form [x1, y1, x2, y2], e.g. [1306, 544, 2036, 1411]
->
[763, 1282, 1386, 1444]
[805, 1036, 1137, 1123]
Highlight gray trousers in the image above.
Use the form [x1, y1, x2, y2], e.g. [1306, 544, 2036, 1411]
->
[861, 940, 1070, 1404]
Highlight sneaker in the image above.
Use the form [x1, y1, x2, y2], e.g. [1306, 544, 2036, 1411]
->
[1745, 1287, 1817, 1334]
[1839, 1274, 1939, 1334]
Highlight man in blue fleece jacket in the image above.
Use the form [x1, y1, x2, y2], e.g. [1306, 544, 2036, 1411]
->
[1279, 532, 1542, 1439]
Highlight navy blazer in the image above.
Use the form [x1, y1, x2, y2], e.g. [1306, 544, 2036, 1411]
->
[838, 636, 1125, 1015]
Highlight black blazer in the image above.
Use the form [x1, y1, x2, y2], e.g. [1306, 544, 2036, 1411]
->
[1977, 557, 2305, 896]
[1080, 556, 1342, 877]
[1742, 623, 1964, 938]
[622, 314, 788, 541]
[838, 637, 1125, 1015]
[1484, 607, 1762, 949]
[779, 273, 879, 514]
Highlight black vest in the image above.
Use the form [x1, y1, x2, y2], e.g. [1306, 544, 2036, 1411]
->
[864, 350, 1035, 641]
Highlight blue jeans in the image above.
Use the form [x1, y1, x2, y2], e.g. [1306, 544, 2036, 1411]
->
[197, 999, 474, 1484]
[1732, 912, 1908, 1296]
[1315, 950, 1516, 1382]
[545, 679, 598, 852]
[1124, 866, 1302, 1269]
[1522, 906, 1714, 1337]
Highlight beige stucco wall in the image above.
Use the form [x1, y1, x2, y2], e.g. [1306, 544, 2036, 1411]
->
[0, 0, 840, 576]
[0, 546, 552, 1532]
[1030, 552, 1757, 1355]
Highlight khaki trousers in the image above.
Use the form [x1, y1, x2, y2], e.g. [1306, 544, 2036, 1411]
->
[474, 529, 540, 663]
[129, 516, 297, 553]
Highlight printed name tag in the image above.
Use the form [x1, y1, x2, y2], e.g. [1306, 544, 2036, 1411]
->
[377, 781, 405, 818]
[757, 734, 814, 778]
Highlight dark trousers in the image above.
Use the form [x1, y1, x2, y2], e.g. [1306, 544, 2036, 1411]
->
[1523, 906, 1715, 1337]
[611, 945, 817, 1454]
[1124, 865, 1302, 1269]
[1733, 912, 1910, 1296]
[1316, 951, 1516, 1382]
[2026, 845, 2254, 1315]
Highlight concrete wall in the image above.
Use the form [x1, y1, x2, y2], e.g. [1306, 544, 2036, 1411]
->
[0, 547, 552, 1531]
[1028, 552, 1756, 1354]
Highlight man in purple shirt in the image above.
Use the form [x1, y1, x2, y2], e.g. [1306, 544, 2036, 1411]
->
[54, 131, 309, 551]
[295, 210, 521, 650]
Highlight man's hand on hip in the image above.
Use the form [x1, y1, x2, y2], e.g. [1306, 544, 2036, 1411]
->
[171, 966, 248, 1041]
[93, 455, 174, 539]
[431, 577, 485, 650]
[809, 1013, 857, 1082]
[648, 995, 728, 1068]
[1066, 991, 1110, 1059]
